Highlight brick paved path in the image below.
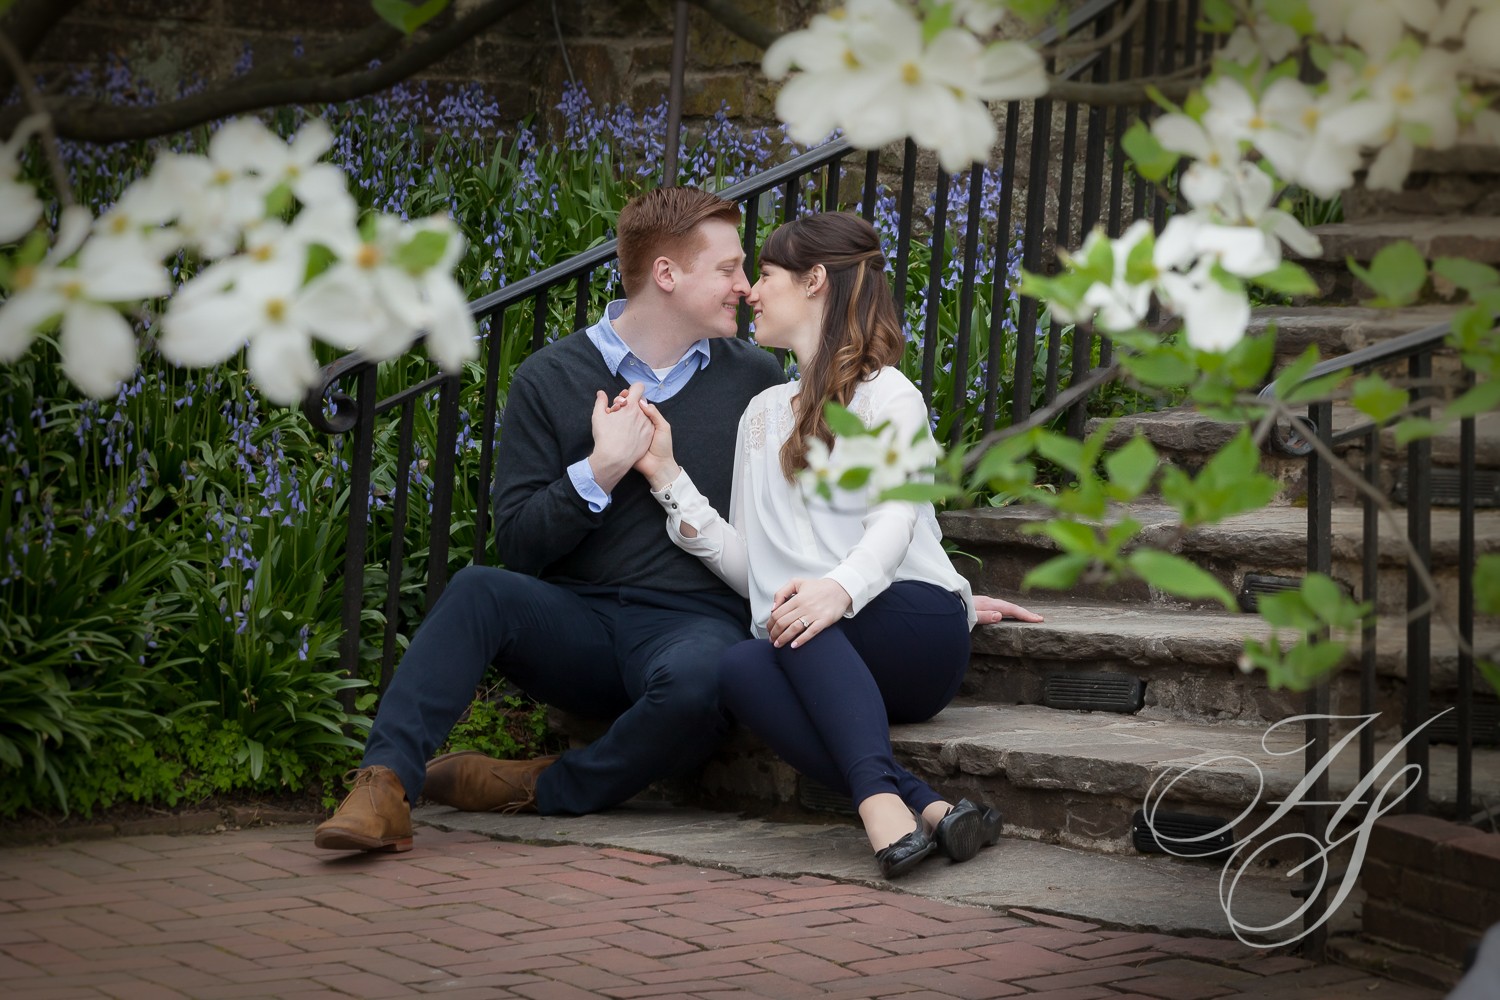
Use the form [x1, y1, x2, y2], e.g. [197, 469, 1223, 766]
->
[0, 826, 1440, 999]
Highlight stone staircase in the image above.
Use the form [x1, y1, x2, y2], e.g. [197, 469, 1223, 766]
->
[628, 147, 1500, 980]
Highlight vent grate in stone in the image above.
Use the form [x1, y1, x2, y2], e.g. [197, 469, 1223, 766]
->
[1131, 808, 1236, 857]
[1392, 468, 1500, 508]
[1042, 672, 1145, 713]
[1239, 573, 1303, 613]
[798, 776, 857, 816]
[1428, 698, 1500, 746]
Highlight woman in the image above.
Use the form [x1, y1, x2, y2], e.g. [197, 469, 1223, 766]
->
[631, 211, 1040, 879]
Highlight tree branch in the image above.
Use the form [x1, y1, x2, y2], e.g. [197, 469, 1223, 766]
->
[1039, 0, 1146, 59]
[683, 0, 782, 50]
[0, 0, 538, 144]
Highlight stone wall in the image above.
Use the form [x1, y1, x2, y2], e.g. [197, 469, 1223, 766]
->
[1362, 814, 1500, 983]
[32, 0, 815, 130]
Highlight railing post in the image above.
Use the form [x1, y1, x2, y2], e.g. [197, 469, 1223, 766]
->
[425, 372, 462, 611]
[1406, 353, 1433, 813]
[339, 366, 377, 706]
[1303, 399, 1334, 960]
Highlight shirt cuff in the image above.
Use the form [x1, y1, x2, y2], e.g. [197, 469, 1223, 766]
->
[650, 470, 714, 534]
[567, 458, 611, 513]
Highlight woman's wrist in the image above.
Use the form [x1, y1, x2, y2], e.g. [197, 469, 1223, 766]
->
[646, 463, 683, 493]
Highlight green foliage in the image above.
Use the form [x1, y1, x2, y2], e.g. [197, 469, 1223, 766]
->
[1240, 574, 1371, 691]
[439, 687, 557, 761]
[372, 0, 450, 34]
[1348, 240, 1428, 307]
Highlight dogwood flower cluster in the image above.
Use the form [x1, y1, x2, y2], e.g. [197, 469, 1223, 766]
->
[799, 416, 945, 500]
[0, 116, 477, 404]
[763, 0, 1047, 171]
[1024, 0, 1500, 354]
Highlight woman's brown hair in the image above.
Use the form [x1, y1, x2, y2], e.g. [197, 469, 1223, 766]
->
[758, 212, 906, 481]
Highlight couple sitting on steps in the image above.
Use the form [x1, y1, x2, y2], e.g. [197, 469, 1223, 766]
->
[314, 187, 1043, 880]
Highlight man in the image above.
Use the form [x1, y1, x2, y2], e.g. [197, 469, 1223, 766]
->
[314, 187, 784, 851]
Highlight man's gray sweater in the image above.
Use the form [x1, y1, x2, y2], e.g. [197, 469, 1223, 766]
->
[491, 330, 785, 598]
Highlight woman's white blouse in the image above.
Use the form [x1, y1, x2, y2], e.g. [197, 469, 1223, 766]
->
[651, 366, 977, 639]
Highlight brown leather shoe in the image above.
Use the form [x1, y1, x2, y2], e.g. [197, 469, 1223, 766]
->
[423, 751, 559, 812]
[314, 765, 413, 852]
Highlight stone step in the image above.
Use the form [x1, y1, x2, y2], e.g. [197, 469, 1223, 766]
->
[966, 598, 1498, 731]
[1343, 145, 1500, 221]
[1295, 215, 1500, 301]
[688, 702, 1500, 858]
[417, 801, 1316, 939]
[1245, 304, 1457, 369]
[1085, 404, 1500, 505]
[938, 501, 1500, 616]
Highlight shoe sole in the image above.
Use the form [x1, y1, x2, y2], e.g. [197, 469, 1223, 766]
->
[314, 828, 413, 852]
[423, 751, 558, 811]
[938, 809, 986, 863]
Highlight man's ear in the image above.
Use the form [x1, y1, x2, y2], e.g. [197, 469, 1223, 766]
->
[651, 256, 676, 294]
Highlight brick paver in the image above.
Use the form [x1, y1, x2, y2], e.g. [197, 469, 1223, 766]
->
[0, 826, 1447, 999]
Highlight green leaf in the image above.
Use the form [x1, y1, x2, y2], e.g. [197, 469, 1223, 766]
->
[1023, 552, 1092, 591]
[1282, 639, 1349, 688]
[1104, 434, 1159, 500]
[1199, 0, 1236, 31]
[264, 182, 294, 219]
[921, 1, 955, 43]
[1478, 659, 1500, 699]
[1257, 589, 1319, 631]
[1121, 121, 1180, 183]
[878, 482, 962, 503]
[1351, 374, 1408, 423]
[1126, 550, 1236, 609]
[836, 466, 872, 490]
[1445, 379, 1500, 420]
[1035, 431, 1086, 474]
[1122, 348, 1196, 388]
[1263, 0, 1315, 33]
[1124, 230, 1157, 285]
[824, 402, 871, 438]
[1037, 519, 1100, 555]
[1272, 346, 1322, 399]
[1225, 332, 1276, 389]
[1301, 573, 1344, 617]
[1476, 554, 1500, 616]
[1284, 370, 1346, 405]
[1393, 417, 1441, 445]
[371, 0, 449, 34]
[1350, 240, 1427, 307]
[1434, 257, 1499, 294]
[1251, 261, 1319, 296]
[394, 228, 450, 272]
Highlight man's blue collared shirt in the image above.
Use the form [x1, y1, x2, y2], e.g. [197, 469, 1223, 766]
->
[567, 299, 712, 512]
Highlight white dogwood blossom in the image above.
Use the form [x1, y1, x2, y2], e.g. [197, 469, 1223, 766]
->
[0, 206, 167, 397]
[764, 0, 1045, 170]
[0, 116, 46, 243]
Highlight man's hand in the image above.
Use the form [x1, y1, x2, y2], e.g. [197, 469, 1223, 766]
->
[634, 400, 681, 490]
[768, 577, 853, 648]
[973, 595, 1044, 624]
[588, 382, 653, 494]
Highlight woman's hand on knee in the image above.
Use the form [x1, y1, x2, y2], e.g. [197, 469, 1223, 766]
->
[768, 577, 852, 648]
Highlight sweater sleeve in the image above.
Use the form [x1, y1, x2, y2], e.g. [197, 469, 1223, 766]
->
[491, 366, 606, 574]
[821, 375, 930, 616]
[649, 417, 752, 597]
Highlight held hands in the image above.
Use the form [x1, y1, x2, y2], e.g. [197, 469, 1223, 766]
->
[589, 382, 652, 494]
[973, 595, 1044, 624]
[633, 400, 681, 490]
[768, 577, 853, 648]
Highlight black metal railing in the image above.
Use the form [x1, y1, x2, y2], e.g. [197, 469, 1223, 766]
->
[303, 0, 1210, 692]
[1265, 317, 1491, 954]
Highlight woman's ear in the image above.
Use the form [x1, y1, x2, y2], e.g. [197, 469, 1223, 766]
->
[806, 264, 828, 298]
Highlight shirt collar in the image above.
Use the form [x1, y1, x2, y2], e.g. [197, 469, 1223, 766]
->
[588, 299, 712, 376]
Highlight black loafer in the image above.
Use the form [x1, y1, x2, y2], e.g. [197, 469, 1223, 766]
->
[933, 798, 1003, 863]
[873, 827, 935, 879]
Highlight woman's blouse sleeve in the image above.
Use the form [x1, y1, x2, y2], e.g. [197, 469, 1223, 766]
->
[821, 375, 930, 616]
[648, 417, 752, 598]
